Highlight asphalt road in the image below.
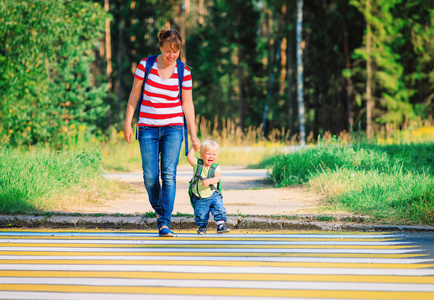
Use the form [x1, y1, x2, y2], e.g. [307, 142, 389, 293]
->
[0, 230, 433, 299]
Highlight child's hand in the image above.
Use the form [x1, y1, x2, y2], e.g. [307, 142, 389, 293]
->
[187, 146, 198, 167]
[201, 179, 210, 188]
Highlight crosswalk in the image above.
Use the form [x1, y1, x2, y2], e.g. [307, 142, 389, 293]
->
[0, 230, 433, 299]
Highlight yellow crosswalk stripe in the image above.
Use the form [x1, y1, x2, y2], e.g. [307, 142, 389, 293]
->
[0, 242, 416, 249]
[1, 270, 433, 284]
[0, 284, 433, 299]
[0, 250, 425, 258]
[0, 229, 388, 234]
[1, 259, 432, 269]
[0, 236, 399, 242]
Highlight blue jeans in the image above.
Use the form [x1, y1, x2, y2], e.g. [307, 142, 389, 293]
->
[138, 126, 183, 229]
[192, 192, 227, 228]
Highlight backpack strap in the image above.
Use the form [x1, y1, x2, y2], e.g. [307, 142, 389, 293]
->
[208, 163, 218, 178]
[177, 61, 189, 156]
[135, 55, 158, 140]
[194, 158, 204, 198]
[208, 163, 221, 193]
[195, 158, 204, 180]
[188, 158, 204, 205]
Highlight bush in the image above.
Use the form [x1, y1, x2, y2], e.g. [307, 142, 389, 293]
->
[0, 0, 109, 147]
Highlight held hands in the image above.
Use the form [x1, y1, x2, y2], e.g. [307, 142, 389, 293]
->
[192, 136, 201, 151]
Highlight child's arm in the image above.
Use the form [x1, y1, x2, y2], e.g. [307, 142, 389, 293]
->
[202, 171, 221, 188]
[186, 146, 198, 167]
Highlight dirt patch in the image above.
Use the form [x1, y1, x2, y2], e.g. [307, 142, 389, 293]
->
[65, 177, 331, 216]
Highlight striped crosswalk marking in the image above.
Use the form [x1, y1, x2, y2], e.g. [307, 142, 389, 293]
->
[0, 230, 433, 299]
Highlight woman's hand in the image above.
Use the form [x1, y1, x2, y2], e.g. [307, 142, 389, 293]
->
[192, 136, 201, 151]
[124, 124, 133, 144]
[124, 77, 143, 144]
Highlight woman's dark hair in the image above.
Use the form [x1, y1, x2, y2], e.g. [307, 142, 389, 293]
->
[158, 29, 182, 50]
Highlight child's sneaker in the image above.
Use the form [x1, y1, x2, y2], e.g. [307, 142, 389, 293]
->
[217, 223, 230, 234]
[197, 227, 207, 235]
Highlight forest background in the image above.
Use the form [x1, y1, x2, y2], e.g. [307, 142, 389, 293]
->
[1, 0, 433, 147]
[0, 0, 433, 224]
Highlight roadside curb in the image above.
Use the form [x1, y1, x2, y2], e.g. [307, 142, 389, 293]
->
[1, 214, 433, 232]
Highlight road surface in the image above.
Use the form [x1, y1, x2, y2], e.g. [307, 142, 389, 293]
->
[0, 230, 433, 299]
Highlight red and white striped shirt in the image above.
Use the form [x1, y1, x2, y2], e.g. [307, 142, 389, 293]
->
[134, 57, 192, 127]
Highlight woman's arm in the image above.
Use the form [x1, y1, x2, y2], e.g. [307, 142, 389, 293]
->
[182, 89, 200, 151]
[124, 78, 143, 144]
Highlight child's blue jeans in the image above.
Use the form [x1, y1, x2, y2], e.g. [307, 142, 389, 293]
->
[192, 192, 227, 228]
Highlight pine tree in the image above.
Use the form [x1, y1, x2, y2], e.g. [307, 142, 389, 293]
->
[350, 0, 414, 136]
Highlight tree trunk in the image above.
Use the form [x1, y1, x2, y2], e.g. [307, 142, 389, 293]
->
[104, 0, 112, 126]
[185, 0, 190, 15]
[286, 3, 294, 137]
[236, 11, 244, 131]
[342, 3, 354, 132]
[198, 0, 204, 25]
[280, 5, 287, 96]
[314, 94, 320, 139]
[116, 17, 124, 128]
[179, 1, 186, 63]
[366, 0, 373, 139]
[261, 42, 281, 137]
[237, 45, 244, 131]
[228, 70, 233, 119]
[296, 0, 306, 145]
[261, 4, 268, 67]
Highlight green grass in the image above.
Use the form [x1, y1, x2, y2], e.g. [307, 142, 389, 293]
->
[310, 168, 433, 224]
[143, 211, 157, 218]
[269, 142, 434, 225]
[174, 212, 194, 217]
[0, 146, 119, 214]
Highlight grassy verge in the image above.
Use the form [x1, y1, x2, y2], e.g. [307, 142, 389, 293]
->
[0, 147, 123, 214]
[269, 142, 434, 225]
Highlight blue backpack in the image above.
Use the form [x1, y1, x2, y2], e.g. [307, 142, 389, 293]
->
[135, 55, 189, 155]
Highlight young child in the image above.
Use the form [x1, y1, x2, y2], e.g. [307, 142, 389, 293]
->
[187, 140, 230, 235]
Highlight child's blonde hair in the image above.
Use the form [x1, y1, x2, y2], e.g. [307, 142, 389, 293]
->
[200, 140, 219, 154]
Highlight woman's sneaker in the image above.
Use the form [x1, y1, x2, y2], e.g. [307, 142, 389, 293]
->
[159, 226, 175, 237]
[197, 227, 207, 235]
[217, 223, 230, 234]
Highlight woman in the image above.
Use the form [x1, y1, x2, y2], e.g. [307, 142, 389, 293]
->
[124, 29, 200, 237]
